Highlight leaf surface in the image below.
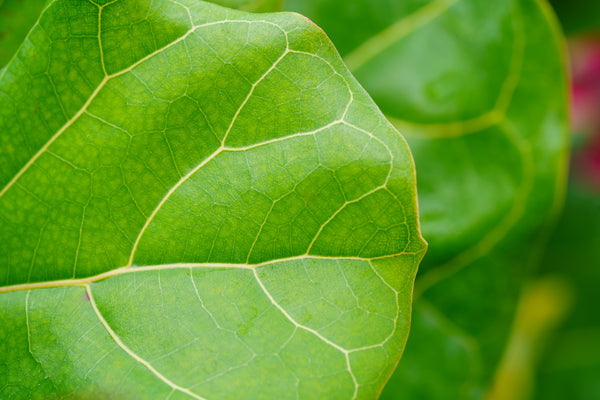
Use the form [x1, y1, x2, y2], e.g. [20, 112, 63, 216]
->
[0, 0, 282, 71]
[284, 0, 569, 397]
[0, 0, 48, 67]
[0, 1, 425, 399]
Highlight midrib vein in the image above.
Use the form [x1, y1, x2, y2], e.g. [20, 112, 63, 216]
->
[0, 253, 410, 294]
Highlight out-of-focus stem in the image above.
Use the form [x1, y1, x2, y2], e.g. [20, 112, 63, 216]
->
[485, 277, 572, 400]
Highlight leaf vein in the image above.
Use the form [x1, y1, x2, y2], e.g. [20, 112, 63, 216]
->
[85, 284, 209, 400]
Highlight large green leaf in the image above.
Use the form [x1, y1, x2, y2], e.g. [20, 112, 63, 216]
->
[0, 1, 426, 398]
[284, 0, 569, 397]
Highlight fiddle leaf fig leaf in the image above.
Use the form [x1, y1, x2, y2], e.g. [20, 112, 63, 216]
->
[284, 0, 569, 398]
[0, 1, 425, 399]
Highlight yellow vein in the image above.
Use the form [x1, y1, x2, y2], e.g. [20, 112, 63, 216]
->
[25, 290, 33, 354]
[305, 182, 389, 254]
[0, 254, 413, 294]
[28, 223, 47, 282]
[96, 2, 107, 76]
[534, 0, 568, 78]
[0, 76, 106, 199]
[245, 202, 276, 264]
[288, 49, 355, 119]
[0, 19, 279, 199]
[128, 45, 290, 265]
[0, 29, 191, 199]
[414, 119, 535, 297]
[221, 47, 290, 145]
[412, 5, 530, 295]
[73, 196, 92, 278]
[170, 0, 194, 27]
[223, 120, 342, 152]
[127, 146, 224, 266]
[344, 0, 458, 71]
[85, 285, 208, 400]
[25, 289, 56, 388]
[342, 120, 395, 185]
[387, 110, 503, 139]
[346, 261, 401, 354]
[382, 1, 526, 139]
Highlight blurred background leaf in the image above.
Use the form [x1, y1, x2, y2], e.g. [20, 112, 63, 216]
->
[548, 0, 600, 36]
[526, 19, 600, 397]
[525, 4, 600, 397]
[485, 276, 572, 400]
[204, 0, 282, 13]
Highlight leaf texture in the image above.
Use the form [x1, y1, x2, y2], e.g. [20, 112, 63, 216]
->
[0, 1, 425, 399]
[0, 0, 282, 70]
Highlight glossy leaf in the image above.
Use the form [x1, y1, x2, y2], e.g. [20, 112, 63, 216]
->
[284, 0, 569, 397]
[0, 1, 425, 398]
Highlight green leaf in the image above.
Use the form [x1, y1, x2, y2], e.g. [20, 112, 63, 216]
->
[0, 1, 425, 399]
[0, 0, 283, 71]
[284, 0, 569, 397]
[0, 0, 48, 67]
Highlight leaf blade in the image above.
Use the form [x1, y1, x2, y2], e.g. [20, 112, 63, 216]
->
[0, 1, 424, 398]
